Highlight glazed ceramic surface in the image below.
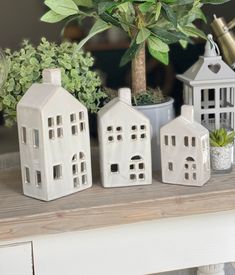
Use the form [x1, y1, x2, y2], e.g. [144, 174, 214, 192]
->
[17, 69, 92, 201]
[98, 88, 152, 188]
[161, 105, 211, 187]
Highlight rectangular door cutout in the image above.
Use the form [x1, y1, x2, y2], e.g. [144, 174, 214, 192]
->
[53, 165, 62, 180]
[36, 171, 42, 187]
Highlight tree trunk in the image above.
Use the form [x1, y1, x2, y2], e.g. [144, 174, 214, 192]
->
[131, 44, 146, 95]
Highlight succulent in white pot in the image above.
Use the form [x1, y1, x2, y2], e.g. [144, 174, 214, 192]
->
[210, 128, 235, 173]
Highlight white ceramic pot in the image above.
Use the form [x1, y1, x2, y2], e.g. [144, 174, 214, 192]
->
[136, 98, 175, 171]
[210, 144, 233, 172]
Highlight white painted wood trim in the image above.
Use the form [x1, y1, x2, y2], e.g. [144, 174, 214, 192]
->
[31, 211, 235, 275]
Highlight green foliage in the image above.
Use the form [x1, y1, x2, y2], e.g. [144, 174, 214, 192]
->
[0, 38, 106, 127]
[210, 128, 235, 147]
[41, 0, 230, 66]
[132, 87, 168, 105]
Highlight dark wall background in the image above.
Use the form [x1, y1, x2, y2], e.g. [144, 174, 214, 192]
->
[0, 0, 63, 49]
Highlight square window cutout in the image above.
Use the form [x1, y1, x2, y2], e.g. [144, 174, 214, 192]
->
[131, 134, 137, 140]
[117, 135, 122, 141]
[130, 174, 136, 181]
[110, 164, 119, 173]
[130, 164, 135, 170]
[132, 125, 137, 131]
[108, 136, 114, 142]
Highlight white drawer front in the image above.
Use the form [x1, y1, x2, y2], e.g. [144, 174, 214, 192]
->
[0, 242, 33, 275]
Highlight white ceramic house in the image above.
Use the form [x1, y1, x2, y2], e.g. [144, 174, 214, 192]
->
[177, 35, 235, 132]
[160, 105, 210, 186]
[17, 69, 92, 201]
[98, 88, 152, 188]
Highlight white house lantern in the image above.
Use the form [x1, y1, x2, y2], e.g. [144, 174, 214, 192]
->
[98, 88, 152, 188]
[160, 105, 210, 186]
[177, 35, 235, 132]
[17, 68, 92, 201]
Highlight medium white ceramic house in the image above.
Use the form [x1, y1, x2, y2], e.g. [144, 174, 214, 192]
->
[98, 88, 152, 188]
[160, 105, 210, 186]
[177, 35, 235, 132]
[17, 68, 92, 201]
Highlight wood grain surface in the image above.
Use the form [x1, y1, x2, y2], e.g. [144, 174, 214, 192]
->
[0, 148, 235, 241]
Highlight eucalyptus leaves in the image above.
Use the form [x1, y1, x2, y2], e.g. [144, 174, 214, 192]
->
[0, 38, 105, 127]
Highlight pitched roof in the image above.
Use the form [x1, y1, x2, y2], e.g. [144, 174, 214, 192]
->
[177, 56, 235, 85]
[98, 97, 149, 122]
[18, 83, 82, 110]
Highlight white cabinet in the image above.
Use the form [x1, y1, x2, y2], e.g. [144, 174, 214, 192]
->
[0, 242, 33, 275]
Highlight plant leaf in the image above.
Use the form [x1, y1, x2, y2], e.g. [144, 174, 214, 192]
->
[100, 12, 122, 28]
[41, 10, 68, 23]
[161, 3, 177, 27]
[44, 0, 78, 16]
[98, 1, 116, 14]
[155, 2, 162, 21]
[77, 19, 111, 49]
[120, 41, 141, 67]
[136, 28, 151, 44]
[151, 27, 190, 44]
[73, 0, 92, 7]
[147, 36, 169, 52]
[148, 42, 169, 65]
[179, 40, 188, 48]
[139, 2, 153, 13]
[179, 25, 207, 40]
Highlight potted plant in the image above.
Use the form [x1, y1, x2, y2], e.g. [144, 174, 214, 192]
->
[41, 0, 230, 170]
[0, 38, 106, 128]
[210, 128, 235, 173]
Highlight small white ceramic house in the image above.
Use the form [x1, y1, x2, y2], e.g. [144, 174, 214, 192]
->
[177, 34, 235, 132]
[17, 68, 92, 201]
[98, 88, 152, 188]
[160, 105, 210, 186]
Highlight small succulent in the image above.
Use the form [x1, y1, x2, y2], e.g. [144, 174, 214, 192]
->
[0, 38, 106, 127]
[210, 128, 235, 147]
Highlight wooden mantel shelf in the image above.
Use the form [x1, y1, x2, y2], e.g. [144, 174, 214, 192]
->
[0, 154, 235, 241]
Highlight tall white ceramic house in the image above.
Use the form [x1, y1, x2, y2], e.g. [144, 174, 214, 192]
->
[17, 69, 92, 201]
[160, 105, 210, 186]
[98, 88, 152, 188]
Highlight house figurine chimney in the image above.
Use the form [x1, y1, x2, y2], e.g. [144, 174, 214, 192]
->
[42, 68, 61, 86]
[118, 87, 132, 105]
[181, 105, 194, 123]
